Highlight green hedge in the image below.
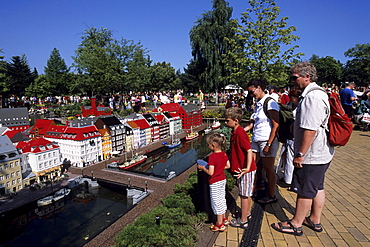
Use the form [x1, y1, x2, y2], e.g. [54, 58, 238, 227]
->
[114, 172, 208, 247]
[114, 167, 236, 247]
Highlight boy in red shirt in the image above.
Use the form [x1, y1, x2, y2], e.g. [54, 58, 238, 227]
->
[225, 107, 256, 229]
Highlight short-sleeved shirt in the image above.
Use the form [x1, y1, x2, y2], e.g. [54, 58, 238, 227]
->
[208, 152, 228, 184]
[294, 83, 334, 164]
[230, 125, 256, 173]
[251, 94, 280, 142]
[340, 88, 355, 106]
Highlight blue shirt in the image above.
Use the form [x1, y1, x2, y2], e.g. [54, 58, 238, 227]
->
[340, 88, 355, 106]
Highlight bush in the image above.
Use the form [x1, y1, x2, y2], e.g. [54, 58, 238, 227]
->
[114, 171, 207, 247]
[202, 108, 224, 119]
[114, 205, 205, 247]
[162, 192, 196, 215]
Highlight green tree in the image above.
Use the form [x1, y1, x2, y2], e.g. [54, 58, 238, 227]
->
[310, 55, 342, 85]
[5, 55, 35, 96]
[0, 49, 9, 95]
[342, 43, 370, 86]
[147, 62, 180, 92]
[226, 0, 303, 86]
[189, 0, 237, 96]
[178, 61, 200, 93]
[124, 48, 151, 92]
[44, 48, 71, 95]
[72, 27, 149, 96]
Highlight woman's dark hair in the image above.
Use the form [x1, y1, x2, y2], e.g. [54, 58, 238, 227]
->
[246, 78, 268, 91]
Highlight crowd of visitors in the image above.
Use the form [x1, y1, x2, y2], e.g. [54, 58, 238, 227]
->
[199, 62, 369, 237]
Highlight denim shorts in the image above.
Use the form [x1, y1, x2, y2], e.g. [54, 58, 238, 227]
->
[291, 162, 330, 198]
[251, 140, 279, 157]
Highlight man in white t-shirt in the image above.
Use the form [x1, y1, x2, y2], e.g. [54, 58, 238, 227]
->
[271, 62, 334, 236]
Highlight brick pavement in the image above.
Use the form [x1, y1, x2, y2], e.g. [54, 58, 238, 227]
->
[213, 130, 370, 247]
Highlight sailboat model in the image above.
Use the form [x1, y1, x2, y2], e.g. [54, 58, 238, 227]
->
[119, 147, 147, 170]
[164, 134, 181, 148]
[204, 119, 212, 134]
[186, 126, 199, 141]
[211, 118, 221, 130]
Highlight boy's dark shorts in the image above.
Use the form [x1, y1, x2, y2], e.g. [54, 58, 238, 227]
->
[291, 162, 330, 198]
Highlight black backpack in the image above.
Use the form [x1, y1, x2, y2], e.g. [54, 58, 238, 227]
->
[263, 97, 294, 143]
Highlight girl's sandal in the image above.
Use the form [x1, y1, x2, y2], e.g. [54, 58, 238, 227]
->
[210, 222, 226, 232]
[223, 217, 230, 226]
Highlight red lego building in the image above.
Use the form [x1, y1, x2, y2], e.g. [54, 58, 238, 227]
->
[81, 96, 112, 117]
[152, 103, 202, 130]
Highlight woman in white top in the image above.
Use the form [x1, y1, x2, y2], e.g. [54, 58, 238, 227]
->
[244, 79, 280, 204]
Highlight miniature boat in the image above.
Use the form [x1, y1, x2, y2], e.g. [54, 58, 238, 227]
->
[204, 119, 212, 134]
[163, 135, 181, 148]
[211, 119, 221, 130]
[119, 154, 147, 170]
[37, 188, 71, 207]
[186, 127, 199, 141]
[204, 127, 212, 134]
[107, 160, 119, 168]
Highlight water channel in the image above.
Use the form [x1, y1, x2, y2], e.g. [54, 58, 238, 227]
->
[0, 133, 212, 247]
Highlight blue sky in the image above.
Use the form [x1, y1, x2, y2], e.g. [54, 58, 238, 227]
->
[1, 0, 369, 74]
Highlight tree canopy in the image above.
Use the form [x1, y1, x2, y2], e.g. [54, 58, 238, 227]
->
[342, 43, 370, 86]
[225, 0, 303, 86]
[309, 55, 342, 85]
[5, 55, 35, 96]
[72, 27, 151, 96]
[189, 0, 237, 93]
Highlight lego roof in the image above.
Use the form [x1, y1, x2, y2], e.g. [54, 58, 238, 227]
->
[99, 115, 122, 126]
[30, 119, 55, 135]
[17, 137, 59, 154]
[182, 104, 200, 113]
[0, 107, 30, 126]
[134, 119, 151, 129]
[44, 125, 100, 141]
[0, 135, 16, 153]
[152, 103, 181, 112]
[125, 121, 140, 129]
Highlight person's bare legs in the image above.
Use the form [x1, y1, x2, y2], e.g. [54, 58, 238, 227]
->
[240, 196, 252, 222]
[271, 194, 311, 232]
[290, 195, 312, 227]
[272, 190, 325, 231]
[262, 157, 276, 197]
[308, 189, 325, 224]
[216, 214, 224, 226]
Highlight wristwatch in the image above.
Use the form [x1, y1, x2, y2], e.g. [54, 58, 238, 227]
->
[296, 152, 304, 157]
[265, 143, 271, 147]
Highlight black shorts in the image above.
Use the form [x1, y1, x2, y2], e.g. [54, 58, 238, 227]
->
[291, 162, 330, 198]
[342, 104, 353, 118]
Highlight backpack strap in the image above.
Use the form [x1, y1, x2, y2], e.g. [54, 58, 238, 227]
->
[263, 97, 274, 120]
[301, 87, 330, 131]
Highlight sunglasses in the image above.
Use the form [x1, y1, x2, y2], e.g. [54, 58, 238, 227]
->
[290, 75, 300, 81]
[249, 88, 256, 94]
